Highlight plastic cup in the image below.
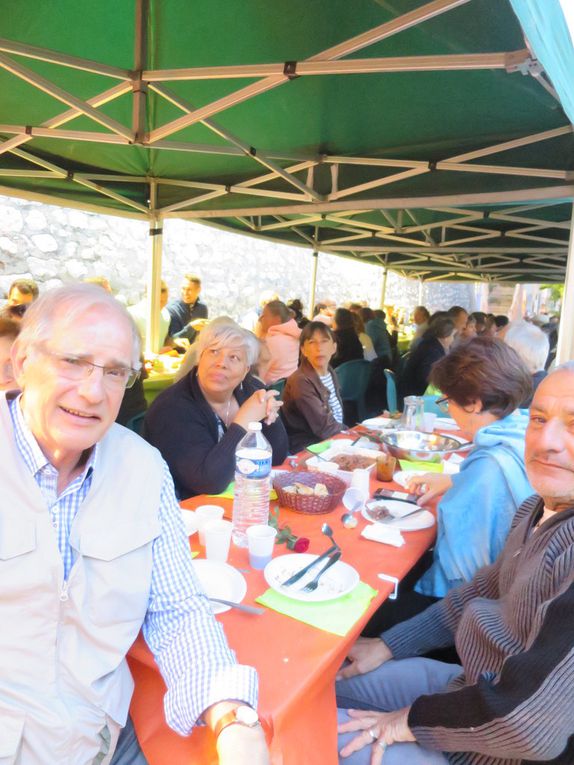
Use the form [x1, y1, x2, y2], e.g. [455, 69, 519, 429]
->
[376, 453, 397, 482]
[422, 413, 437, 433]
[196, 505, 225, 545]
[204, 519, 233, 562]
[246, 525, 278, 570]
[350, 468, 371, 502]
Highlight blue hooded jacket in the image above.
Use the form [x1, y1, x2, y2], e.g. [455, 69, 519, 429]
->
[416, 410, 534, 598]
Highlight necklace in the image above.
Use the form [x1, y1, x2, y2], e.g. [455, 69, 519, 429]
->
[213, 397, 232, 427]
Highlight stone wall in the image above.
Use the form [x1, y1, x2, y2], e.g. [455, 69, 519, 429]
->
[0, 195, 479, 319]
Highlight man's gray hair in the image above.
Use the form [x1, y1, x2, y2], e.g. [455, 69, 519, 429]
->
[196, 317, 259, 366]
[504, 320, 549, 375]
[16, 283, 142, 367]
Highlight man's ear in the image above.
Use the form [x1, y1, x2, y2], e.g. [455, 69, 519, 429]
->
[10, 339, 28, 388]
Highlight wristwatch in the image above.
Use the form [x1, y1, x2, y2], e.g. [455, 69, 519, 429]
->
[213, 705, 261, 739]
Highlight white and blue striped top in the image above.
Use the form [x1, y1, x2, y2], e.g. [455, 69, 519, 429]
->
[319, 371, 343, 423]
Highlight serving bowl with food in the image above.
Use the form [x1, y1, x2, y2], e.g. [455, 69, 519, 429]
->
[380, 430, 472, 464]
[305, 443, 379, 485]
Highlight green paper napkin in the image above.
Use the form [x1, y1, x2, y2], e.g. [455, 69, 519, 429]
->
[398, 459, 443, 473]
[207, 482, 277, 500]
[255, 581, 378, 636]
[307, 440, 333, 454]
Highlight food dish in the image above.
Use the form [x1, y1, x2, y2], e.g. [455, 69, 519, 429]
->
[361, 417, 399, 431]
[191, 559, 247, 614]
[331, 454, 376, 471]
[434, 417, 460, 431]
[362, 499, 435, 531]
[264, 553, 360, 602]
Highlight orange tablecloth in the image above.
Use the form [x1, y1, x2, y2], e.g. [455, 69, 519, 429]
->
[128, 472, 437, 765]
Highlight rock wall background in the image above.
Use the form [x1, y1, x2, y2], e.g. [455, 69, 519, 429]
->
[0, 195, 489, 319]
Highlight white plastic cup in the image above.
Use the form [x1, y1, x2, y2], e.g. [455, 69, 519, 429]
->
[246, 524, 278, 569]
[204, 519, 233, 562]
[350, 468, 371, 502]
[422, 413, 437, 433]
[196, 505, 225, 545]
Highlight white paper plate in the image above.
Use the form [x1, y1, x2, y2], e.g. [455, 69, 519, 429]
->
[181, 509, 198, 536]
[192, 559, 247, 614]
[361, 417, 398, 430]
[362, 499, 435, 531]
[393, 469, 428, 489]
[434, 417, 460, 431]
[264, 553, 360, 603]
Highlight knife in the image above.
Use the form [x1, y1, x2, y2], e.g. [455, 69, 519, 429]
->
[281, 544, 339, 587]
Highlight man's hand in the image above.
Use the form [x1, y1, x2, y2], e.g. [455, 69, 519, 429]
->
[336, 637, 392, 681]
[216, 723, 270, 765]
[338, 707, 415, 762]
[406, 473, 453, 505]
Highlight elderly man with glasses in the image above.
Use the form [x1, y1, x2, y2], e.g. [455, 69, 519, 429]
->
[0, 284, 268, 765]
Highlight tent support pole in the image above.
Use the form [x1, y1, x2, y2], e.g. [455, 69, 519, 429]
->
[379, 268, 388, 307]
[146, 188, 164, 355]
[418, 278, 424, 304]
[556, 205, 574, 364]
[308, 250, 319, 319]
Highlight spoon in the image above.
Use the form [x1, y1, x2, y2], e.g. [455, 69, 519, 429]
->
[321, 522, 339, 548]
[341, 500, 363, 528]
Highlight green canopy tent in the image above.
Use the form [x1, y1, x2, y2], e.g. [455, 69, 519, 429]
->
[0, 0, 572, 351]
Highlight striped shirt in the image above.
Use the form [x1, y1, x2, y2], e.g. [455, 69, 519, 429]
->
[319, 371, 343, 423]
[384, 494, 574, 763]
[8, 396, 257, 734]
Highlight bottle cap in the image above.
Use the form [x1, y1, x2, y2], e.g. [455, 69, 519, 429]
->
[248, 421, 262, 431]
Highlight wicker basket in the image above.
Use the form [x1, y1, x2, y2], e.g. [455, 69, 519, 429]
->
[273, 471, 346, 515]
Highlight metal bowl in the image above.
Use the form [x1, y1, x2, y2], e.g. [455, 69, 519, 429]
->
[380, 430, 471, 463]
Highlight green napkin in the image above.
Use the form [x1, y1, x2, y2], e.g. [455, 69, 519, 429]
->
[255, 582, 378, 637]
[207, 482, 277, 500]
[398, 459, 443, 473]
[307, 440, 333, 454]
[191, 551, 199, 559]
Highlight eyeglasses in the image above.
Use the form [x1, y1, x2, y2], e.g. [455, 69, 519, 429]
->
[435, 396, 450, 415]
[39, 348, 140, 389]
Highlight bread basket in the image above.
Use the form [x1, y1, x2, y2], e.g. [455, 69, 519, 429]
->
[273, 471, 346, 515]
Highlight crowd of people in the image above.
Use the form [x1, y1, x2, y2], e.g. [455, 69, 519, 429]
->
[0, 272, 570, 765]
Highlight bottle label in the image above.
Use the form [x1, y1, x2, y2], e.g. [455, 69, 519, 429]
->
[236, 448, 271, 479]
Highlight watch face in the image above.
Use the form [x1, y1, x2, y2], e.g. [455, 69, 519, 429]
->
[236, 706, 259, 726]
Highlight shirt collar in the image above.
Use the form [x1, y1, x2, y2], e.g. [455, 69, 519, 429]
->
[11, 393, 98, 483]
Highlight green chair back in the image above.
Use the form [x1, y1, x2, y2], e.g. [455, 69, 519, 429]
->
[335, 359, 372, 422]
[383, 369, 398, 414]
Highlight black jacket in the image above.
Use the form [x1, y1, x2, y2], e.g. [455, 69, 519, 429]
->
[331, 328, 363, 368]
[143, 368, 288, 498]
[399, 337, 446, 398]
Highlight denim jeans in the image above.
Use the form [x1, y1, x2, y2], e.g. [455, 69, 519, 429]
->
[109, 717, 149, 765]
[336, 657, 463, 764]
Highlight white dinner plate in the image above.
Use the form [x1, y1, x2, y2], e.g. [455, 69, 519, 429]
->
[393, 469, 428, 489]
[361, 417, 398, 431]
[434, 417, 460, 431]
[192, 559, 247, 614]
[181, 509, 198, 536]
[264, 553, 360, 603]
[362, 499, 435, 531]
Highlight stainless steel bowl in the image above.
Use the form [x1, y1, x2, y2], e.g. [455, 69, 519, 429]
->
[380, 430, 471, 463]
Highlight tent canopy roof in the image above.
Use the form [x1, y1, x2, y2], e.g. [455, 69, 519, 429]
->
[0, 0, 572, 282]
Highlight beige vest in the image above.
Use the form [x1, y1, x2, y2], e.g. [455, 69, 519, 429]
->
[0, 395, 164, 765]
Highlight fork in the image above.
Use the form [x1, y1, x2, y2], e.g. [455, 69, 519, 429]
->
[301, 551, 342, 593]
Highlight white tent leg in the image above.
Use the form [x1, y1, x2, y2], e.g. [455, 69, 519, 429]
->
[308, 250, 319, 318]
[555, 205, 574, 364]
[379, 267, 388, 307]
[418, 278, 424, 304]
[146, 215, 164, 355]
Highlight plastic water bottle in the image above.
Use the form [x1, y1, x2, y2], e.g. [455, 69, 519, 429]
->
[232, 422, 272, 547]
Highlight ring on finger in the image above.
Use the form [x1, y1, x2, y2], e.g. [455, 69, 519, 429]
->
[368, 727, 378, 742]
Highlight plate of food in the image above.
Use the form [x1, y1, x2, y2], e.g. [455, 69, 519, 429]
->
[306, 444, 378, 485]
[192, 559, 247, 614]
[361, 417, 399, 431]
[264, 553, 360, 602]
[362, 499, 435, 531]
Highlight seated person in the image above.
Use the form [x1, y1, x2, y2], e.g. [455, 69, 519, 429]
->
[144, 319, 288, 498]
[0, 317, 19, 390]
[258, 299, 301, 384]
[331, 308, 364, 368]
[399, 317, 455, 398]
[337, 365, 574, 764]
[363, 337, 534, 636]
[281, 321, 344, 453]
[352, 312, 376, 361]
[504, 320, 549, 407]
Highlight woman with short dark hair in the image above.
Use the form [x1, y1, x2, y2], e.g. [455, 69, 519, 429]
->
[364, 337, 534, 635]
[331, 307, 363, 368]
[281, 321, 344, 452]
[399, 316, 455, 398]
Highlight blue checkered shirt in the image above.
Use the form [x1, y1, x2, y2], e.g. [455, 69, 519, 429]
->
[8, 396, 258, 734]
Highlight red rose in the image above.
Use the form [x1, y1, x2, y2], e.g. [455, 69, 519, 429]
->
[293, 537, 310, 553]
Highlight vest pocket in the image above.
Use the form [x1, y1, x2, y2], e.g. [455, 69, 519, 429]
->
[0, 709, 25, 763]
[0, 520, 36, 560]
